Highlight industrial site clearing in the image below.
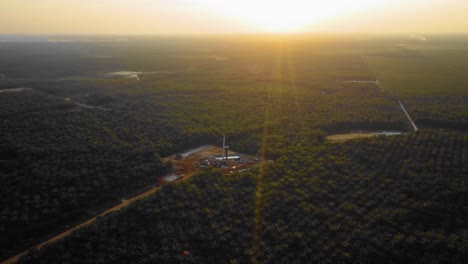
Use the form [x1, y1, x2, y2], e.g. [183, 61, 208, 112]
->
[161, 142, 261, 183]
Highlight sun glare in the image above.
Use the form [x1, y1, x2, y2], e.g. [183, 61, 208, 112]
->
[196, 0, 395, 32]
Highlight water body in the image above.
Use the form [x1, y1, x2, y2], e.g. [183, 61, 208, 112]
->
[75, 103, 109, 111]
[107, 71, 143, 76]
[129, 75, 140, 81]
[409, 34, 427, 41]
[106, 71, 143, 81]
[106, 71, 173, 81]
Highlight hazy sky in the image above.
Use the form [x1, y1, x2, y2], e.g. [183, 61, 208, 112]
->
[1, 0, 468, 34]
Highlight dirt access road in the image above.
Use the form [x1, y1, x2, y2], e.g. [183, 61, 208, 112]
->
[1, 147, 215, 264]
[1, 185, 163, 264]
[398, 100, 418, 131]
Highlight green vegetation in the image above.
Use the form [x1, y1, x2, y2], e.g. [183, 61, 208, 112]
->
[0, 34, 467, 262]
[363, 35, 468, 129]
[18, 131, 467, 263]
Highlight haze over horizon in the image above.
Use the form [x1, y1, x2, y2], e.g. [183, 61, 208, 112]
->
[1, 0, 468, 35]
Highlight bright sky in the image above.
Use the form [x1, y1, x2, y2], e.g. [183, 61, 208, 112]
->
[1, 0, 467, 34]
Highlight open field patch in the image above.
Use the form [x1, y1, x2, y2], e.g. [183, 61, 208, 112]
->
[161, 146, 261, 182]
[326, 131, 402, 141]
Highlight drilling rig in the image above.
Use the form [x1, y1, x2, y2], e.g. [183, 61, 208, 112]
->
[222, 134, 229, 160]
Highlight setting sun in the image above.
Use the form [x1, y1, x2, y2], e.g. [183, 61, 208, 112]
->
[1, 0, 468, 34]
[195, 0, 395, 32]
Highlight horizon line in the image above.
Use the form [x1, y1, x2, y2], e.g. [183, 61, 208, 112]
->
[1, 32, 468, 37]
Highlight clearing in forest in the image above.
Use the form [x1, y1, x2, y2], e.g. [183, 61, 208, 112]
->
[326, 131, 402, 141]
[161, 146, 261, 182]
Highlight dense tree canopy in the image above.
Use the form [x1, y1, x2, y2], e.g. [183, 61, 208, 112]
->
[1, 36, 467, 262]
[17, 131, 467, 263]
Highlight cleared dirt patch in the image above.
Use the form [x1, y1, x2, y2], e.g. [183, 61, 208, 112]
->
[161, 146, 260, 183]
[327, 133, 379, 141]
[327, 131, 402, 141]
[1, 145, 261, 264]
